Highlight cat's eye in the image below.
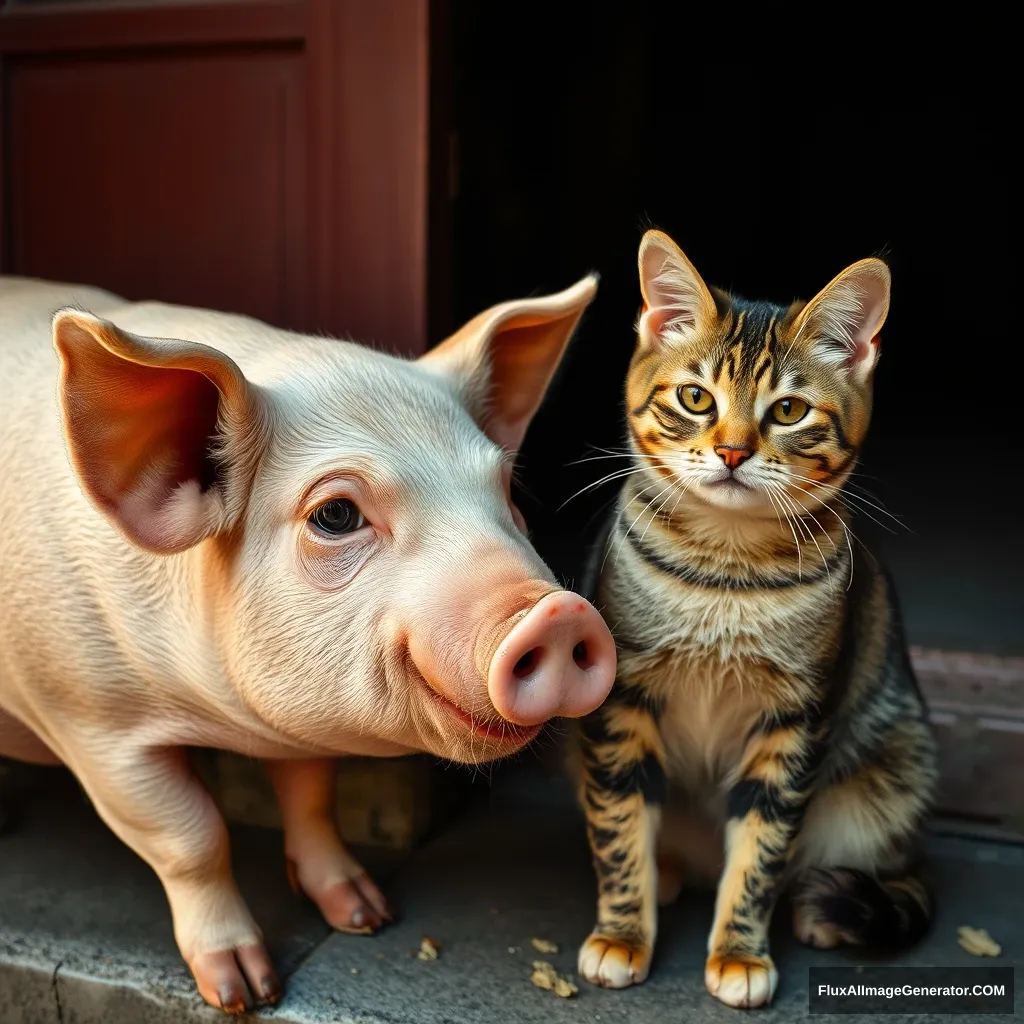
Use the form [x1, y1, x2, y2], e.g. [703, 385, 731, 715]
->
[771, 397, 809, 425]
[678, 385, 715, 414]
[309, 499, 365, 537]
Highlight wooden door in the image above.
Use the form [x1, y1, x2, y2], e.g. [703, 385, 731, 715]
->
[0, 0, 453, 355]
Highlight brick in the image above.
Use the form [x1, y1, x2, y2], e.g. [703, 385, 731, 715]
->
[192, 751, 469, 850]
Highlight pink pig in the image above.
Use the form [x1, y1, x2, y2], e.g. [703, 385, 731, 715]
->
[0, 274, 615, 1012]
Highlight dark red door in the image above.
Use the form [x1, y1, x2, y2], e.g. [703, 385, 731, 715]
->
[0, 0, 452, 356]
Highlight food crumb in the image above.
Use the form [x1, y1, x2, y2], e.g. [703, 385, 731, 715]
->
[957, 926, 1001, 957]
[531, 937, 559, 954]
[417, 936, 441, 961]
[530, 960, 578, 998]
[508, 946, 519, 954]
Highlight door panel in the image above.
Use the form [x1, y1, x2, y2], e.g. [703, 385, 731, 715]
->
[9, 48, 307, 327]
[0, 0, 449, 354]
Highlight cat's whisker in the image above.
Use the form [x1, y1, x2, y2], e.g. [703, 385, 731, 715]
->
[785, 468, 897, 508]
[787, 478, 899, 537]
[568, 453, 636, 466]
[774, 483, 831, 573]
[586, 444, 638, 457]
[559, 466, 653, 509]
[639, 476, 686, 545]
[774, 484, 812, 542]
[781, 486, 841, 554]
[568, 450, 656, 468]
[566, 444, 690, 512]
[775, 487, 841, 593]
[571, 446, 677, 468]
[762, 486, 786, 540]
[832, 490, 905, 532]
[785, 483, 864, 586]
[843, 476, 892, 496]
[578, 454, 673, 471]
[771, 484, 818, 581]
[667, 475, 696, 519]
[785, 471, 905, 531]
[606, 477, 678, 574]
[836, 481, 911, 533]
[565, 450, 684, 496]
[764, 485, 803, 580]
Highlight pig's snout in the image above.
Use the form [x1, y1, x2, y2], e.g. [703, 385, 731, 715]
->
[487, 591, 616, 727]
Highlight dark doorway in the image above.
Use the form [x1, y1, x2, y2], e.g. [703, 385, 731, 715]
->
[450, 9, 1018, 658]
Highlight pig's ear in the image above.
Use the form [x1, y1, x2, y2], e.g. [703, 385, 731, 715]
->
[53, 310, 268, 554]
[418, 274, 598, 452]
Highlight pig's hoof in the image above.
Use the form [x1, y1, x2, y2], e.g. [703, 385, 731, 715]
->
[191, 944, 280, 1014]
[316, 873, 393, 935]
[286, 855, 393, 935]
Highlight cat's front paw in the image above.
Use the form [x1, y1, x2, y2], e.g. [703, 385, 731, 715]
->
[578, 931, 652, 988]
[705, 951, 778, 1008]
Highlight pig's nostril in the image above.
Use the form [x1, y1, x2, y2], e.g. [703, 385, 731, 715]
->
[572, 641, 591, 669]
[513, 647, 542, 679]
[487, 590, 617, 727]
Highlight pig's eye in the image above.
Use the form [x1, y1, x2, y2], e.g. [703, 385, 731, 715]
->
[309, 499, 365, 537]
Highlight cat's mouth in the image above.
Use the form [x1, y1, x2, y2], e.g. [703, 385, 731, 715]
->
[705, 476, 752, 491]
[694, 474, 766, 510]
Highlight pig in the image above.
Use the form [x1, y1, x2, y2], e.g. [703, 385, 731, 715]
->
[0, 273, 615, 1013]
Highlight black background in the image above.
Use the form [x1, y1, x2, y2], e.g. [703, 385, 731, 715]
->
[447, 12, 1018, 654]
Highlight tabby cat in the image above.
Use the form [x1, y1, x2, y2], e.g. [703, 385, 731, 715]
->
[572, 230, 938, 1008]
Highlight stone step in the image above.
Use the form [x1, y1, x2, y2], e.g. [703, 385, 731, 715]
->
[2, 777, 1021, 1023]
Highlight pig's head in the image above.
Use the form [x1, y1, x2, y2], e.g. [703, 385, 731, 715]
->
[52, 277, 615, 763]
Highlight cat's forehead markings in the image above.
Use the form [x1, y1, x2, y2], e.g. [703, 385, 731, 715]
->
[697, 355, 718, 381]
[711, 302, 787, 386]
[771, 364, 806, 395]
[752, 350, 773, 386]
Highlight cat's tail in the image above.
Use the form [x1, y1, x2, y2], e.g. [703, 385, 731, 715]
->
[791, 865, 932, 952]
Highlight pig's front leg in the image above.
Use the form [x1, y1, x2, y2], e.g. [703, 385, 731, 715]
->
[265, 758, 392, 934]
[68, 745, 279, 1013]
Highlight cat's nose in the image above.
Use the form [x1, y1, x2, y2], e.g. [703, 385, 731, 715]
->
[714, 444, 754, 470]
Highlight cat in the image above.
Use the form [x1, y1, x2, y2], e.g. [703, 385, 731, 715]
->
[571, 229, 938, 1009]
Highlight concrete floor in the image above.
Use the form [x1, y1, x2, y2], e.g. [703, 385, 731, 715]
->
[1, 768, 1021, 1023]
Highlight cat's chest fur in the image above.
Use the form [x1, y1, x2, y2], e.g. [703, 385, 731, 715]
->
[603, 540, 840, 804]
[626, 645, 778, 805]
[605, 535, 832, 674]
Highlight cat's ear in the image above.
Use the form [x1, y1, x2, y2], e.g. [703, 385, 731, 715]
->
[637, 229, 717, 348]
[791, 258, 891, 380]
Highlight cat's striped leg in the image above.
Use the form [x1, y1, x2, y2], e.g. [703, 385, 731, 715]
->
[576, 689, 666, 989]
[705, 709, 821, 1008]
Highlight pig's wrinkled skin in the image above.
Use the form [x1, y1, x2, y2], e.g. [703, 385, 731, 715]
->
[0, 274, 615, 1013]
